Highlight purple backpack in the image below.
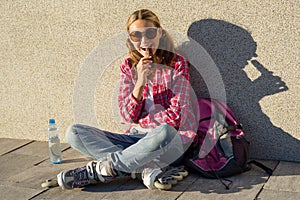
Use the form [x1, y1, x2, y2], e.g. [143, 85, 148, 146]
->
[185, 98, 272, 188]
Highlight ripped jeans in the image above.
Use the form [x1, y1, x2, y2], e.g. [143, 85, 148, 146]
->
[65, 123, 191, 173]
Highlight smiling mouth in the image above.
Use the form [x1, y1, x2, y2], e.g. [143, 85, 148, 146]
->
[140, 45, 154, 56]
[141, 45, 153, 52]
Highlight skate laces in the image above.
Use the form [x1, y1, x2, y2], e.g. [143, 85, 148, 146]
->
[87, 160, 117, 183]
[64, 160, 118, 189]
[72, 166, 90, 187]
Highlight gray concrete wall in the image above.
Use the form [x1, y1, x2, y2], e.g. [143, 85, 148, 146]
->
[1, 0, 299, 161]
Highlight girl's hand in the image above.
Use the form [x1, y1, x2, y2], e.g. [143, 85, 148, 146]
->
[132, 55, 153, 101]
[136, 56, 153, 87]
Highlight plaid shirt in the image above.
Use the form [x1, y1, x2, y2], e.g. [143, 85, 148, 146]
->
[118, 54, 198, 144]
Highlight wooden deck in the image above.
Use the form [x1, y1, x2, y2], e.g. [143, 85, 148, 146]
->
[0, 138, 282, 199]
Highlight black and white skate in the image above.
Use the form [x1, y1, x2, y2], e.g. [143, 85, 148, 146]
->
[135, 165, 188, 190]
[154, 165, 188, 190]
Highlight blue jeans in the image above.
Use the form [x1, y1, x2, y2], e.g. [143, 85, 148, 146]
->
[65, 124, 191, 173]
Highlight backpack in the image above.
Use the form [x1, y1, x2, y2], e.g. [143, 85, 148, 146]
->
[185, 98, 272, 189]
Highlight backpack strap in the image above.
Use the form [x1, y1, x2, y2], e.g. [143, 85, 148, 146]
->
[221, 124, 243, 135]
[248, 160, 273, 176]
[211, 170, 233, 190]
[204, 155, 233, 190]
[226, 124, 243, 131]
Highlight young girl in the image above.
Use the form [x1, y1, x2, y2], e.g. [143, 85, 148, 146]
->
[57, 9, 198, 190]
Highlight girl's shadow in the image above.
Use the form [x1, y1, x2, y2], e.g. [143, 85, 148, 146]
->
[179, 19, 299, 162]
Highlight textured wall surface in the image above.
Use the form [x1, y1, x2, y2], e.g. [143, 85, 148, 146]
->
[0, 0, 299, 161]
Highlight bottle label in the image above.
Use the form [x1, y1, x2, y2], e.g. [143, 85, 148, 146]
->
[49, 136, 62, 164]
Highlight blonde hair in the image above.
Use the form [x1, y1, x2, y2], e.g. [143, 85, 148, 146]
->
[126, 9, 175, 67]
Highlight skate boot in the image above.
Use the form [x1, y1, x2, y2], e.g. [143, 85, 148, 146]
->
[57, 159, 117, 190]
[132, 165, 188, 190]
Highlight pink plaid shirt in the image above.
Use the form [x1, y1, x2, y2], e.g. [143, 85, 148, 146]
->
[118, 54, 198, 144]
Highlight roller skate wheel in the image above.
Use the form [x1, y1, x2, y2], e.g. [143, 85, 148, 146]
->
[41, 178, 58, 188]
[154, 181, 172, 190]
[178, 170, 188, 177]
[168, 178, 178, 185]
[172, 174, 183, 181]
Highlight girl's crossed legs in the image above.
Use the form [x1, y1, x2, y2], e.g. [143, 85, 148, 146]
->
[65, 123, 188, 173]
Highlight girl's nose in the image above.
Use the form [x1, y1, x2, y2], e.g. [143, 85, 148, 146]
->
[140, 35, 150, 44]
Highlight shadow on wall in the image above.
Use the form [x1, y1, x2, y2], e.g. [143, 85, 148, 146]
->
[182, 19, 300, 162]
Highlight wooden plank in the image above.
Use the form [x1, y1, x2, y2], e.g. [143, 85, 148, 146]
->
[0, 139, 281, 200]
[263, 161, 300, 192]
[6, 149, 95, 199]
[7, 149, 92, 191]
[0, 141, 68, 182]
[177, 160, 277, 200]
[258, 189, 300, 200]
[30, 178, 131, 200]
[32, 150, 200, 200]
[12, 141, 69, 158]
[0, 184, 41, 200]
[61, 147, 92, 162]
[7, 164, 81, 190]
[36, 147, 92, 169]
[0, 153, 44, 180]
[100, 172, 199, 200]
[0, 138, 33, 155]
[178, 172, 271, 200]
[29, 168, 199, 200]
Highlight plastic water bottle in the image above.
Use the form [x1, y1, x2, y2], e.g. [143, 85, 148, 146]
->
[47, 119, 62, 164]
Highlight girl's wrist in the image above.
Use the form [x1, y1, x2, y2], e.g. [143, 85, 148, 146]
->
[132, 84, 144, 101]
[135, 79, 146, 88]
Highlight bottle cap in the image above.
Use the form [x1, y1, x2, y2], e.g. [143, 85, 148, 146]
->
[49, 119, 55, 124]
